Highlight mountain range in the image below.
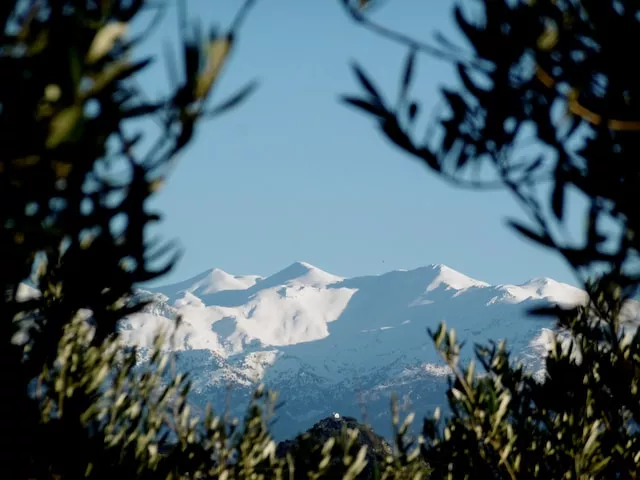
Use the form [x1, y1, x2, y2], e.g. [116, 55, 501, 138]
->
[118, 261, 633, 441]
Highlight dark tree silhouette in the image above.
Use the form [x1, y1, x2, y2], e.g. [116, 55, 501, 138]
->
[0, 1, 295, 478]
[13, 0, 640, 477]
[342, 0, 640, 477]
[0, 2, 427, 478]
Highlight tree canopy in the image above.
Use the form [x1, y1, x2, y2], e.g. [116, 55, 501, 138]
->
[342, 0, 640, 477]
[3, 0, 640, 478]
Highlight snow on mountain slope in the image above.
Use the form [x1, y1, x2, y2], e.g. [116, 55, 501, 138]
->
[131, 262, 588, 370]
[426, 264, 490, 292]
[195, 268, 257, 294]
[148, 268, 263, 305]
[253, 261, 343, 289]
[11, 260, 637, 441]
[121, 264, 355, 356]
[120, 262, 620, 440]
[496, 277, 588, 306]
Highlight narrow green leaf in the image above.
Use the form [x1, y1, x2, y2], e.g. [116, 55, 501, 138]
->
[551, 179, 565, 220]
[205, 80, 259, 117]
[351, 62, 382, 100]
[342, 96, 388, 118]
[401, 48, 416, 97]
[506, 219, 555, 247]
[408, 102, 419, 121]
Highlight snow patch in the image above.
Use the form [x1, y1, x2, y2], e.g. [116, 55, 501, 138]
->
[497, 277, 588, 306]
[426, 264, 490, 292]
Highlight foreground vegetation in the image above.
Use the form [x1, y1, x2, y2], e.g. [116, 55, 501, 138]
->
[2, 0, 639, 478]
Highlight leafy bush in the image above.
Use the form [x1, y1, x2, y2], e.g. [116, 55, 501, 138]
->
[343, 0, 640, 477]
[6, 0, 640, 478]
[0, 1, 427, 478]
[0, 0, 289, 477]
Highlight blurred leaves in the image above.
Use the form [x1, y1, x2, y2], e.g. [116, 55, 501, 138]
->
[343, 0, 640, 285]
[342, 0, 640, 477]
[0, 0, 432, 478]
[0, 0, 261, 477]
[10, 0, 640, 477]
[204, 80, 259, 117]
[86, 22, 128, 64]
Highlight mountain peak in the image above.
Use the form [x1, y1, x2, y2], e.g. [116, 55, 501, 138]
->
[498, 277, 587, 306]
[425, 263, 490, 292]
[277, 261, 320, 277]
[210, 267, 229, 275]
[152, 267, 259, 300]
[192, 268, 253, 295]
[429, 263, 450, 271]
[522, 276, 556, 287]
[261, 261, 343, 288]
[276, 414, 394, 478]
[291, 261, 317, 270]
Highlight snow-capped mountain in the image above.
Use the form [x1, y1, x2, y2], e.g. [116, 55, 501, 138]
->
[121, 262, 635, 441]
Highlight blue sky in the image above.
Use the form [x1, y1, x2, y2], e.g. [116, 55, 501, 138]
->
[134, 0, 580, 287]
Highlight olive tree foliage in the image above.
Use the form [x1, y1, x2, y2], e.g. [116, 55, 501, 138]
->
[342, 0, 640, 478]
[0, 0, 294, 477]
[0, 1, 430, 478]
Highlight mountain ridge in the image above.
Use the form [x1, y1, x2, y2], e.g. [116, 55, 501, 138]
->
[116, 261, 634, 441]
[16, 261, 635, 442]
[147, 261, 580, 299]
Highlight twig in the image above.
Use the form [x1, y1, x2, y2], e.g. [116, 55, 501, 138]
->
[342, 1, 491, 73]
[229, 0, 258, 33]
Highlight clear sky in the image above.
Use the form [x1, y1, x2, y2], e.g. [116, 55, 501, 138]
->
[134, 0, 580, 287]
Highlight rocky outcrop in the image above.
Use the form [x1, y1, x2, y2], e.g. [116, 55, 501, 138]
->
[276, 415, 393, 479]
